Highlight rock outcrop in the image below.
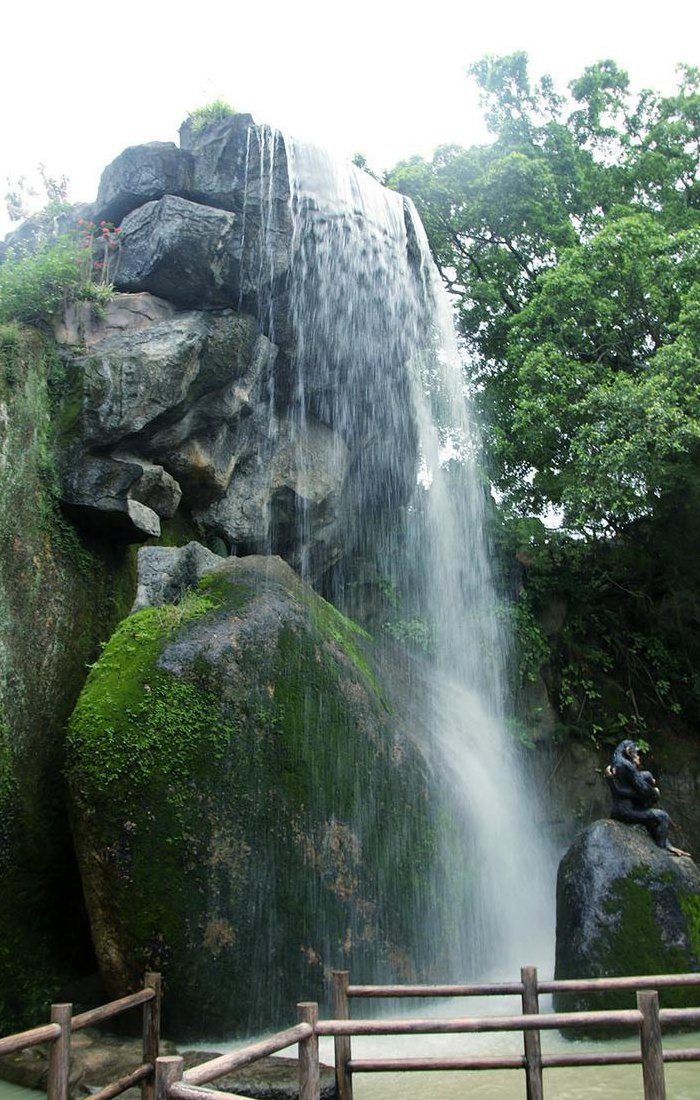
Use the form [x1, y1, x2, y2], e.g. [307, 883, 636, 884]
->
[554, 819, 700, 1014]
[51, 112, 421, 577]
[0, 1037, 336, 1100]
[67, 552, 442, 1037]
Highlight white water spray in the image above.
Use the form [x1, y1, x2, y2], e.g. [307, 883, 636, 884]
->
[245, 128, 556, 980]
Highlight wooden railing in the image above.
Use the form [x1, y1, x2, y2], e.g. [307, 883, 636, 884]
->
[154, 967, 700, 1100]
[0, 973, 161, 1100]
[3, 967, 699, 1100]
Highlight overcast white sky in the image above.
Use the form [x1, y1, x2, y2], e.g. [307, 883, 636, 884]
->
[1, 0, 699, 237]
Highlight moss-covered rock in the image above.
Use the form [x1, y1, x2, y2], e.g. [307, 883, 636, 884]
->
[0, 326, 136, 1032]
[67, 554, 442, 1037]
[554, 820, 700, 1023]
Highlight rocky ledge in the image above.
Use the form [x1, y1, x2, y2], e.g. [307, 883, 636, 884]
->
[0, 1034, 336, 1100]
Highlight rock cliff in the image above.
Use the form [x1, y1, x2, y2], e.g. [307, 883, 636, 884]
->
[554, 819, 700, 1016]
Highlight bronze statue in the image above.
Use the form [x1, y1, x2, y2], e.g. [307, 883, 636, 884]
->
[605, 739, 689, 856]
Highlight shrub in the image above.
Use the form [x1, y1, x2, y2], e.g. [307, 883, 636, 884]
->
[188, 98, 236, 131]
[0, 235, 84, 323]
[0, 219, 120, 325]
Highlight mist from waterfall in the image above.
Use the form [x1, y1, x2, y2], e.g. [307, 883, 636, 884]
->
[245, 128, 557, 982]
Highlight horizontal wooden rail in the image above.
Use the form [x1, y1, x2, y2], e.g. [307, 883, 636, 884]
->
[347, 1047, 700, 1073]
[540, 1048, 700, 1068]
[348, 973, 700, 999]
[317, 1008, 643, 1036]
[0, 973, 161, 1100]
[347, 981, 524, 998]
[0, 1022, 62, 1056]
[71, 987, 156, 1031]
[88, 1063, 153, 1100]
[182, 1023, 313, 1084]
[539, 973, 700, 994]
[659, 1007, 700, 1025]
[348, 1056, 527, 1071]
[663, 1048, 700, 1062]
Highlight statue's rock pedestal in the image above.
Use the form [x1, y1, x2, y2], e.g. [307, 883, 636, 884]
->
[554, 819, 700, 1017]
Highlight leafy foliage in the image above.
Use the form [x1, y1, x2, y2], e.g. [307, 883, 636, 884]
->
[188, 98, 237, 131]
[0, 218, 120, 325]
[388, 55, 700, 743]
[388, 55, 700, 536]
[0, 234, 86, 323]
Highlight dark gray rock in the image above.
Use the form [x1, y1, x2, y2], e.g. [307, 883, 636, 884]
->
[55, 304, 353, 566]
[196, 415, 348, 564]
[60, 453, 165, 540]
[74, 311, 266, 447]
[0, 1039, 335, 1100]
[177, 117, 292, 336]
[554, 819, 700, 1014]
[68, 556, 443, 1037]
[178, 114, 273, 214]
[132, 542, 224, 611]
[115, 196, 240, 308]
[183, 1055, 336, 1099]
[95, 142, 194, 225]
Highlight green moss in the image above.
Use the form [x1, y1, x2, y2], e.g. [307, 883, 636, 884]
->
[680, 893, 700, 962]
[197, 570, 256, 611]
[557, 867, 700, 1024]
[65, 561, 444, 1035]
[68, 591, 227, 793]
[0, 324, 142, 1033]
[154, 511, 204, 549]
[304, 589, 385, 700]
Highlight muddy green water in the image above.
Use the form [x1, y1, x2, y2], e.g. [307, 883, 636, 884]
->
[338, 1030, 700, 1098]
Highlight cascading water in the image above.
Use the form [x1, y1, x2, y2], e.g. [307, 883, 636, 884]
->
[242, 126, 556, 983]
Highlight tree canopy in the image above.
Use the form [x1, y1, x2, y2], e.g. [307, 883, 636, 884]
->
[388, 55, 700, 537]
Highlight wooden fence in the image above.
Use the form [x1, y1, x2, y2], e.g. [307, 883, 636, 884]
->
[157, 967, 700, 1100]
[2, 967, 700, 1100]
[0, 973, 161, 1100]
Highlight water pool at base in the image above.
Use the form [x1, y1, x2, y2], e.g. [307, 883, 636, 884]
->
[341, 1030, 700, 1099]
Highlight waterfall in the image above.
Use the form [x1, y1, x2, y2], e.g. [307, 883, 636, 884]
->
[244, 129, 556, 981]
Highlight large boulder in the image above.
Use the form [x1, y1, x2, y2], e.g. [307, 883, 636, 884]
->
[115, 196, 240, 309]
[53, 292, 177, 347]
[554, 819, 700, 1014]
[56, 299, 352, 563]
[51, 115, 423, 568]
[95, 142, 195, 225]
[66, 553, 442, 1037]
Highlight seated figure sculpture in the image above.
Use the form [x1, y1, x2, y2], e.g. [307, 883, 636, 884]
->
[605, 739, 689, 856]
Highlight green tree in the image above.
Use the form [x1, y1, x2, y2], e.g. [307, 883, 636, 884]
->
[388, 53, 700, 536]
[388, 55, 700, 743]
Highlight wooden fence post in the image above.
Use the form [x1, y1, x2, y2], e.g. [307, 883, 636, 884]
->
[154, 1056, 183, 1100]
[47, 1004, 72, 1100]
[638, 991, 666, 1100]
[332, 970, 353, 1100]
[521, 966, 543, 1100]
[142, 972, 162, 1100]
[297, 1002, 320, 1100]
